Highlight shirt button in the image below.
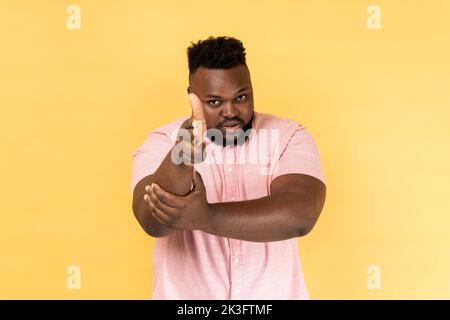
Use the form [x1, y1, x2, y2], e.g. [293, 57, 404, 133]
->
[234, 258, 239, 264]
[227, 167, 232, 173]
[234, 289, 240, 294]
[231, 197, 236, 201]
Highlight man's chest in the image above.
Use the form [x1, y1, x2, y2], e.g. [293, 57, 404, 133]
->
[196, 142, 280, 203]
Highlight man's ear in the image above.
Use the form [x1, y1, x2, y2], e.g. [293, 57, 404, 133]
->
[187, 86, 190, 94]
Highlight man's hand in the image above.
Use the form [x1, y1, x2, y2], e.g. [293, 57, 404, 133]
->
[132, 94, 209, 238]
[143, 170, 212, 232]
[172, 93, 207, 166]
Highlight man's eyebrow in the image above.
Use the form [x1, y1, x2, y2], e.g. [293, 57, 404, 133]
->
[235, 86, 249, 94]
[204, 94, 223, 99]
[204, 86, 249, 99]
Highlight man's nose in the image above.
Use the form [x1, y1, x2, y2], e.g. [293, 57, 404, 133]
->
[222, 101, 238, 118]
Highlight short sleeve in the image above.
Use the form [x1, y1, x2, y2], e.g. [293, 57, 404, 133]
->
[131, 130, 174, 193]
[270, 124, 326, 185]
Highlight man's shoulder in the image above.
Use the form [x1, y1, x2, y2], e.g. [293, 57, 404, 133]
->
[137, 116, 189, 148]
[149, 115, 190, 136]
[254, 111, 303, 134]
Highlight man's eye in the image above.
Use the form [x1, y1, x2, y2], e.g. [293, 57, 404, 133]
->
[235, 94, 247, 102]
[208, 100, 221, 107]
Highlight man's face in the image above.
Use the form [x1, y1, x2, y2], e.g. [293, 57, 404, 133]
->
[187, 65, 254, 143]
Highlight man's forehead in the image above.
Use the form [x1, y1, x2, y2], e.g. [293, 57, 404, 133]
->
[190, 66, 250, 95]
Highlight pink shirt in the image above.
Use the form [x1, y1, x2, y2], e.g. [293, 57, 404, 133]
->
[131, 111, 326, 300]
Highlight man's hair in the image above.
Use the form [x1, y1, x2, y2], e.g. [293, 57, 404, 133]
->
[187, 36, 247, 75]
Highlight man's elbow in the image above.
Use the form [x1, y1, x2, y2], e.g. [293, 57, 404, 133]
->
[296, 190, 326, 237]
[133, 210, 173, 238]
[296, 222, 315, 237]
[143, 226, 170, 238]
[133, 211, 167, 238]
[132, 198, 164, 238]
[295, 208, 322, 237]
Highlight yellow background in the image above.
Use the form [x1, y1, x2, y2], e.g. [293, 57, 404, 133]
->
[1, 0, 449, 299]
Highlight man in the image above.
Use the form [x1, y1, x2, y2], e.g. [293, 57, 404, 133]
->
[131, 36, 326, 299]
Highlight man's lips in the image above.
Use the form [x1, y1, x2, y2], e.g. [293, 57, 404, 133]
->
[220, 121, 242, 128]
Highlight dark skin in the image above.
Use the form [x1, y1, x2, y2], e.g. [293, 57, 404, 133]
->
[188, 65, 255, 143]
[132, 64, 326, 241]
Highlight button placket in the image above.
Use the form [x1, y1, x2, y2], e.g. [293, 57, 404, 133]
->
[226, 145, 242, 299]
[224, 146, 235, 201]
[229, 239, 242, 299]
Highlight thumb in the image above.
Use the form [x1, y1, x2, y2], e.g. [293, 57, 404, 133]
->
[188, 93, 206, 145]
[188, 93, 205, 121]
[192, 169, 205, 191]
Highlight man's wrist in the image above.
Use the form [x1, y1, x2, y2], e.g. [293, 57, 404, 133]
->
[202, 203, 217, 234]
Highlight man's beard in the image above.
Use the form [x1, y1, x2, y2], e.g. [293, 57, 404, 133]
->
[207, 112, 254, 147]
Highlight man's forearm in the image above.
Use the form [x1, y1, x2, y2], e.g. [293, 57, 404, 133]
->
[204, 192, 313, 242]
[132, 145, 193, 237]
